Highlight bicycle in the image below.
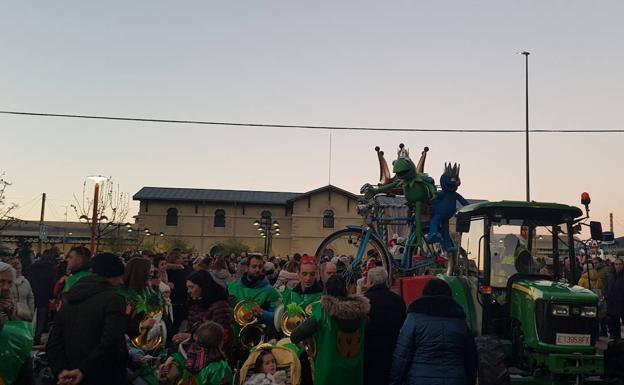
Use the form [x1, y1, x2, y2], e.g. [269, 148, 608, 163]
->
[315, 194, 443, 282]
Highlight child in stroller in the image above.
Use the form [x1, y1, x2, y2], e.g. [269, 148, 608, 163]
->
[238, 342, 301, 385]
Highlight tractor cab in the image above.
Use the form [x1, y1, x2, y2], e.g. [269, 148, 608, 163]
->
[447, 200, 618, 384]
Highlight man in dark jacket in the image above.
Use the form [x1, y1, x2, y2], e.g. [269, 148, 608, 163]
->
[364, 267, 406, 385]
[607, 258, 624, 340]
[26, 250, 58, 345]
[46, 253, 128, 385]
[389, 279, 478, 385]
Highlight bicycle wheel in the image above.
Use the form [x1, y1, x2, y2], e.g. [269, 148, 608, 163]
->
[316, 228, 392, 282]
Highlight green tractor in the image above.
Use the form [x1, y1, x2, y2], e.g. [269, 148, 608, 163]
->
[440, 200, 622, 384]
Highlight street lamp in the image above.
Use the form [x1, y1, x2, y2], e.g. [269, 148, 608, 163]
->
[86, 175, 109, 253]
[521, 51, 530, 202]
[253, 217, 279, 255]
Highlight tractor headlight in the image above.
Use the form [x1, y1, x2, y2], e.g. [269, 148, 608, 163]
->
[580, 306, 597, 318]
[552, 304, 570, 316]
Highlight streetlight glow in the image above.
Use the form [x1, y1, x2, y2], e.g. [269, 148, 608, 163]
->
[86, 175, 109, 184]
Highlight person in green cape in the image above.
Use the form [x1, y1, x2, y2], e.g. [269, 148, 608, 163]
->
[227, 254, 281, 360]
[63, 246, 93, 292]
[291, 274, 370, 385]
[160, 321, 233, 385]
[1, 261, 34, 385]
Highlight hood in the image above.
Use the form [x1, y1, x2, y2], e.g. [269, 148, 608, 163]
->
[65, 275, 113, 304]
[512, 279, 598, 303]
[279, 270, 299, 281]
[242, 275, 271, 289]
[293, 281, 323, 295]
[321, 294, 370, 332]
[211, 269, 231, 280]
[408, 295, 466, 319]
[15, 276, 26, 285]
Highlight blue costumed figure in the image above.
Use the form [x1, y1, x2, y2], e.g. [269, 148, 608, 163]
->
[427, 163, 469, 252]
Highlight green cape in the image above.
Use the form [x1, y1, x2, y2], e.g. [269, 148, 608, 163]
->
[170, 353, 232, 385]
[0, 321, 33, 385]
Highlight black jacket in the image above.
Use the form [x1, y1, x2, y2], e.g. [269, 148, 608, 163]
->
[364, 284, 406, 385]
[46, 275, 128, 385]
[167, 267, 192, 305]
[26, 259, 57, 308]
[607, 270, 624, 315]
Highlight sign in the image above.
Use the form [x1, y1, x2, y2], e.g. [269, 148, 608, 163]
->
[555, 333, 591, 346]
[38, 224, 48, 241]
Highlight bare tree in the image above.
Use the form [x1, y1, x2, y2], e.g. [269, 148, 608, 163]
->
[71, 177, 130, 246]
[0, 172, 20, 232]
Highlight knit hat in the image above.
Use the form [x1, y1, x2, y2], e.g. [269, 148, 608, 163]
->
[92, 253, 125, 278]
[300, 255, 317, 266]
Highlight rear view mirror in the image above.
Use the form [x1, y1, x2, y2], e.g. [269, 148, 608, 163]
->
[456, 219, 471, 233]
[590, 221, 603, 241]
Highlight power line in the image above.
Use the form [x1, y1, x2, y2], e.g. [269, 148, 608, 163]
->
[1, 110, 623, 133]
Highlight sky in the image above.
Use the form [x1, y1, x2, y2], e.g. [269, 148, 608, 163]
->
[1, 1, 623, 235]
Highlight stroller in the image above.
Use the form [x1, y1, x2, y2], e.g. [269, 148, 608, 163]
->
[236, 341, 301, 385]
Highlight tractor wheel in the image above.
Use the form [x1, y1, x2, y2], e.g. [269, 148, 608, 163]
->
[476, 335, 510, 385]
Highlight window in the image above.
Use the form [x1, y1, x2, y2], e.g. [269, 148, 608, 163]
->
[323, 209, 334, 228]
[165, 208, 178, 226]
[214, 209, 226, 227]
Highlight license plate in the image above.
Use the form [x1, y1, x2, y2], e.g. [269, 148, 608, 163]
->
[555, 333, 591, 346]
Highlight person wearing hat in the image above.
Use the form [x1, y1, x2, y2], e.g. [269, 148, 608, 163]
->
[47, 253, 130, 385]
[1, 261, 35, 385]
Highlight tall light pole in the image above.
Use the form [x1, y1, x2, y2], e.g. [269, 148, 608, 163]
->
[521, 51, 530, 202]
[253, 218, 280, 255]
[87, 175, 109, 253]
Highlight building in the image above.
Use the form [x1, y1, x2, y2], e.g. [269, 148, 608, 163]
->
[132, 185, 362, 256]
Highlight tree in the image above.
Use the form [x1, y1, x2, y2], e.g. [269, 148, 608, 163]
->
[210, 238, 250, 257]
[164, 237, 196, 254]
[71, 177, 130, 248]
[0, 173, 20, 233]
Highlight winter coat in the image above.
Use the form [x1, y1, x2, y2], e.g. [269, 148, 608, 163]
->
[578, 269, 604, 295]
[364, 284, 406, 385]
[168, 266, 192, 305]
[10, 276, 35, 321]
[291, 294, 370, 385]
[210, 269, 232, 288]
[187, 299, 233, 345]
[46, 275, 129, 385]
[274, 270, 299, 291]
[26, 259, 57, 308]
[607, 270, 624, 315]
[389, 295, 478, 385]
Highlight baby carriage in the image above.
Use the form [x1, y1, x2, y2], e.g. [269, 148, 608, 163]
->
[236, 341, 301, 385]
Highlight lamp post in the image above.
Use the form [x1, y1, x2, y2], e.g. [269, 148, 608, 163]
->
[86, 175, 109, 253]
[521, 51, 530, 202]
[253, 218, 280, 255]
[127, 226, 164, 249]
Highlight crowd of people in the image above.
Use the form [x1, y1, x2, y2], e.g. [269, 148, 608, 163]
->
[0, 242, 623, 385]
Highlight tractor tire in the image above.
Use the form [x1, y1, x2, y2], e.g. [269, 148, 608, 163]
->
[476, 335, 510, 385]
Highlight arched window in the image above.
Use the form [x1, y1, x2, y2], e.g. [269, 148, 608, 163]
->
[323, 209, 334, 228]
[165, 208, 178, 226]
[214, 209, 226, 227]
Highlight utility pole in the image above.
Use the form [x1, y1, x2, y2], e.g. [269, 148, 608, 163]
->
[38, 193, 46, 254]
[610, 213, 614, 233]
[521, 51, 531, 202]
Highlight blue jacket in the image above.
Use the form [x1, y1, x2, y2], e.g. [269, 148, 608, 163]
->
[389, 295, 478, 385]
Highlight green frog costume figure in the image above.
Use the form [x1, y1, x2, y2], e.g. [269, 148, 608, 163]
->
[362, 144, 436, 248]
